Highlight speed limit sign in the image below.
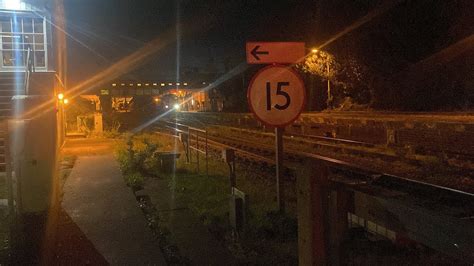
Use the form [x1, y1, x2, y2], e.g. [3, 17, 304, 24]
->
[247, 65, 306, 127]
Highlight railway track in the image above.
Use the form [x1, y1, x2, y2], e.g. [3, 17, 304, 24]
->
[154, 120, 474, 214]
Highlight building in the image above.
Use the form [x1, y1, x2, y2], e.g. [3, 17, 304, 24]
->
[0, 0, 67, 214]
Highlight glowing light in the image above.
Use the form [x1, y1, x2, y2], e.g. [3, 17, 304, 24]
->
[57, 93, 64, 100]
[154, 98, 159, 102]
[64, 99, 69, 104]
[137, 83, 142, 86]
[168, 83, 173, 86]
[173, 104, 180, 110]
[153, 83, 157, 86]
[129, 83, 134, 86]
[311, 48, 319, 53]
[176, 82, 180, 86]
[145, 83, 149, 86]
[5, 0, 21, 10]
[183, 82, 188, 86]
[112, 83, 117, 87]
[160, 83, 165, 86]
[121, 83, 125, 86]
[165, 105, 169, 109]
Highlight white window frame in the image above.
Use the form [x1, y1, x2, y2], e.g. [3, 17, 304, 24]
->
[0, 12, 47, 71]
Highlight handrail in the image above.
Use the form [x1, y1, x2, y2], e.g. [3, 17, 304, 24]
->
[23, 46, 34, 95]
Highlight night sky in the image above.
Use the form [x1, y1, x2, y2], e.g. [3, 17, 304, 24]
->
[64, 0, 474, 111]
[65, 0, 325, 85]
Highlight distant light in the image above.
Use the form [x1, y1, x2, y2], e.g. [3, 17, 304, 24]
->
[160, 83, 165, 86]
[191, 99, 195, 105]
[137, 83, 142, 87]
[184, 82, 188, 86]
[168, 83, 173, 86]
[64, 99, 69, 104]
[173, 104, 180, 110]
[5, 0, 21, 10]
[154, 98, 159, 102]
[145, 83, 149, 86]
[112, 83, 117, 87]
[311, 48, 319, 53]
[165, 105, 169, 109]
[153, 83, 157, 86]
[129, 83, 134, 86]
[121, 83, 125, 86]
[202, 82, 206, 85]
[176, 82, 180, 86]
[57, 93, 64, 100]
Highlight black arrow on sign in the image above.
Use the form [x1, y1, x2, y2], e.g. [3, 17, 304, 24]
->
[250, 45, 269, 60]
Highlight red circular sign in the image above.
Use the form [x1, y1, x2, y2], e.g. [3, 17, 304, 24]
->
[247, 65, 306, 127]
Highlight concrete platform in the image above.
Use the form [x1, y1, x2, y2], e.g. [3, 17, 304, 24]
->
[62, 154, 166, 265]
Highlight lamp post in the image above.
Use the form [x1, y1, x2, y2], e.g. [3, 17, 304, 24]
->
[311, 49, 332, 109]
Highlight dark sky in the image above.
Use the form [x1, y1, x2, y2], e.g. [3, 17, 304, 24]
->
[64, 0, 474, 91]
[64, 0, 324, 85]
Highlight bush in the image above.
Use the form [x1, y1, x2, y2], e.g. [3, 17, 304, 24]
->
[124, 172, 144, 190]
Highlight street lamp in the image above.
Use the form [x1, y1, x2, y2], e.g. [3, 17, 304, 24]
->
[311, 48, 332, 109]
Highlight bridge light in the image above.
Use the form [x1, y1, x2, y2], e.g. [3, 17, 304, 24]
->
[64, 99, 69, 104]
[160, 83, 165, 86]
[173, 104, 180, 110]
[5, 0, 21, 10]
[57, 93, 64, 100]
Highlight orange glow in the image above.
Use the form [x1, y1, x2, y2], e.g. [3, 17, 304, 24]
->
[57, 93, 64, 100]
[64, 99, 69, 104]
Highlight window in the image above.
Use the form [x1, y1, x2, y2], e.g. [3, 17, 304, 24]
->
[0, 15, 46, 69]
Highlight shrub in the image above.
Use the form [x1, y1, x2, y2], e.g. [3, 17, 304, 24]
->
[124, 172, 144, 190]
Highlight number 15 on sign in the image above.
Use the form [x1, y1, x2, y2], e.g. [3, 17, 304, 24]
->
[247, 65, 306, 128]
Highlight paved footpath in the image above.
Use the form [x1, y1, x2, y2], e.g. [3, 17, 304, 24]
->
[62, 153, 167, 265]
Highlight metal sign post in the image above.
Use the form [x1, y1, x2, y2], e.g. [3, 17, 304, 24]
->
[247, 64, 306, 212]
[275, 127, 284, 211]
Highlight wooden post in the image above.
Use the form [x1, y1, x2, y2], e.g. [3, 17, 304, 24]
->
[205, 130, 208, 176]
[187, 127, 191, 163]
[328, 189, 350, 266]
[275, 127, 284, 212]
[196, 130, 200, 173]
[297, 159, 329, 266]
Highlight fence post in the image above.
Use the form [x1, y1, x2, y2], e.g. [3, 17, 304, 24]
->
[205, 129, 208, 177]
[328, 188, 351, 265]
[187, 127, 191, 163]
[196, 130, 200, 173]
[297, 159, 329, 266]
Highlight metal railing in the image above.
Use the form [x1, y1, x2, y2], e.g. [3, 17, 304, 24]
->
[162, 120, 208, 176]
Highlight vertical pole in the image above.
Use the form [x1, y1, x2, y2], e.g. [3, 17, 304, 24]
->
[297, 160, 329, 266]
[328, 189, 350, 266]
[5, 122, 13, 216]
[187, 127, 190, 163]
[275, 127, 284, 212]
[327, 61, 332, 109]
[205, 130, 208, 177]
[196, 130, 200, 173]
